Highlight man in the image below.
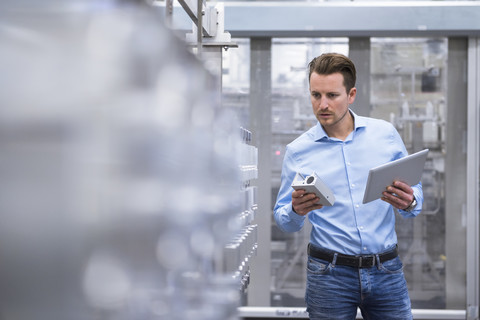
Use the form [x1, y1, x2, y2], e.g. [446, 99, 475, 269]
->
[273, 53, 423, 320]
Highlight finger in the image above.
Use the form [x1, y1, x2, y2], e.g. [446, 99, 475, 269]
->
[293, 194, 323, 215]
[293, 192, 318, 207]
[381, 194, 402, 208]
[381, 196, 394, 207]
[292, 189, 306, 198]
[386, 185, 407, 200]
[304, 203, 324, 213]
[392, 180, 413, 194]
[382, 191, 411, 209]
[387, 184, 413, 203]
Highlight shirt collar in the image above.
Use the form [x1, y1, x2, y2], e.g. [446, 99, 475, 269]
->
[314, 109, 367, 141]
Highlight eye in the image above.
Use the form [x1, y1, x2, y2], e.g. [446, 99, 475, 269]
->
[327, 93, 338, 98]
[311, 92, 320, 98]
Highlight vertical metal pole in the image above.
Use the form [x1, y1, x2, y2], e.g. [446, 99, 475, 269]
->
[411, 71, 416, 111]
[165, 0, 173, 28]
[202, 46, 222, 109]
[349, 37, 371, 117]
[248, 37, 272, 307]
[197, 0, 203, 56]
[466, 36, 480, 320]
[445, 37, 468, 309]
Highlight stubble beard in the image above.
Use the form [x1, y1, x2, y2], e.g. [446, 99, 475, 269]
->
[318, 106, 351, 131]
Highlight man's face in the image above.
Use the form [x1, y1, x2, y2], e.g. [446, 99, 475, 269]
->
[309, 72, 356, 132]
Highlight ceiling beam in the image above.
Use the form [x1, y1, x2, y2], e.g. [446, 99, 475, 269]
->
[158, 1, 480, 37]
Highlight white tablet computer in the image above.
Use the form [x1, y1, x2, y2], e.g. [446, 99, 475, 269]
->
[362, 149, 429, 204]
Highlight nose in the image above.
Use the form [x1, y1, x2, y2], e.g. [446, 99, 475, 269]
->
[318, 97, 328, 110]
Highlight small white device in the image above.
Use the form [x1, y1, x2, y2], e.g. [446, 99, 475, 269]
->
[291, 172, 335, 206]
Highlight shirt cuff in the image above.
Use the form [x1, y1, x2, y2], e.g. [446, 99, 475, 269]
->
[286, 203, 307, 222]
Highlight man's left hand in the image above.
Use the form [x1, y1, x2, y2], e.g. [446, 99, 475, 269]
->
[381, 180, 414, 210]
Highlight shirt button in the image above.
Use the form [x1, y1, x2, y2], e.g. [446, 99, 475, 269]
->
[363, 247, 368, 251]
[351, 183, 355, 188]
[347, 162, 351, 166]
[355, 204, 360, 208]
[359, 226, 364, 230]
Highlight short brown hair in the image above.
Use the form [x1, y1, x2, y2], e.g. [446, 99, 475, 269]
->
[308, 53, 356, 93]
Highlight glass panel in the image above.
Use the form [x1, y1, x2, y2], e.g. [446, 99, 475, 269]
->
[222, 38, 250, 124]
[268, 37, 467, 310]
[270, 38, 348, 307]
[370, 38, 456, 308]
[223, 36, 468, 311]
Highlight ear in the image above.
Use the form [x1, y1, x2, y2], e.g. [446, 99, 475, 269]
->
[348, 87, 357, 104]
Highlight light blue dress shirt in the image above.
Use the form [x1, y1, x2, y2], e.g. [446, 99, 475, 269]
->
[274, 110, 423, 255]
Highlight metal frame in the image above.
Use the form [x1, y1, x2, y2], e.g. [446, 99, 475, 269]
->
[246, 36, 478, 318]
[445, 37, 469, 310]
[176, 0, 216, 37]
[467, 36, 480, 320]
[224, 1, 480, 38]
[157, 2, 480, 318]
[160, 0, 238, 110]
[161, 1, 480, 38]
[238, 306, 466, 319]
[248, 38, 273, 307]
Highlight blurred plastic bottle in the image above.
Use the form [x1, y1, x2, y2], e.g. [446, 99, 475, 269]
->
[0, 1, 242, 319]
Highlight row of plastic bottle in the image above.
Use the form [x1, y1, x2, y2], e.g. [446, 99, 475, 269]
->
[0, 1, 246, 319]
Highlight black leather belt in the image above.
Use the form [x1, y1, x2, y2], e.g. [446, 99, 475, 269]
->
[307, 244, 398, 268]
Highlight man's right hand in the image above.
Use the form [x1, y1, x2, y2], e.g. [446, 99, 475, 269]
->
[292, 189, 323, 216]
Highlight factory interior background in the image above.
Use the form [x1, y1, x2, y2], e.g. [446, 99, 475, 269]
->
[0, 0, 479, 319]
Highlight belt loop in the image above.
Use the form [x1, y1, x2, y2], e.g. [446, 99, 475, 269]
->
[332, 252, 338, 267]
[375, 254, 381, 269]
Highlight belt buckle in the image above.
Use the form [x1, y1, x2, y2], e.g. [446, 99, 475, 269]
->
[358, 255, 375, 268]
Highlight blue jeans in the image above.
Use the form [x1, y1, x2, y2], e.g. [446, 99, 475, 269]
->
[305, 252, 412, 320]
